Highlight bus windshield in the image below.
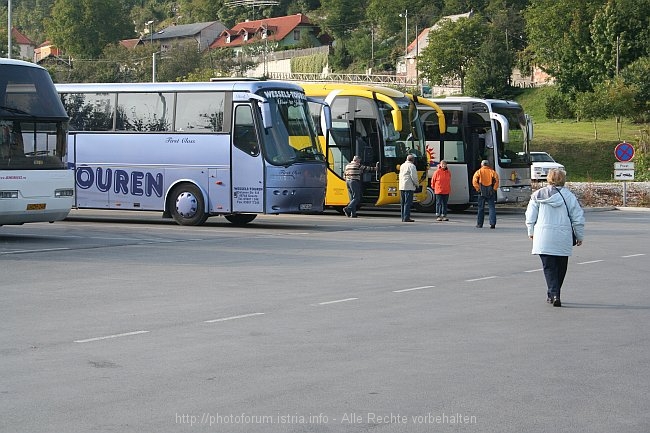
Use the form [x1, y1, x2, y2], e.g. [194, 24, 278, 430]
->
[1, 68, 69, 171]
[493, 104, 528, 168]
[0, 120, 67, 169]
[261, 91, 324, 166]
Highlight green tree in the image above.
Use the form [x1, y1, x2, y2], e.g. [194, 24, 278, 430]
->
[156, 41, 204, 82]
[464, 28, 513, 98]
[524, 0, 600, 93]
[329, 40, 353, 71]
[572, 86, 609, 139]
[316, 0, 368, 41]
[418, 14, 487, 93]
[601, 77, 638, 140]
[586, 0, 650, 86]
[45, 0, 136, 59]
[621, 56, 650, 123]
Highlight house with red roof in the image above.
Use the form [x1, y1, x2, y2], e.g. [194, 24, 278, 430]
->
[209, 13, 326, 54]
[8, 27, 36, 60]
[119, 38, 142, 50]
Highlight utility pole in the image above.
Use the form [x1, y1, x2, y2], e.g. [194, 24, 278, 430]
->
[7, 0, 12, 58]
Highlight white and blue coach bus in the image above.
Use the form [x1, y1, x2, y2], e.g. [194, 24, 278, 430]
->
[56, 80, 330, 225]
[1, 59, 74, 226]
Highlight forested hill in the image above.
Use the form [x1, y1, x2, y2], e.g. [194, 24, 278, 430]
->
[1, 0, 648, 122]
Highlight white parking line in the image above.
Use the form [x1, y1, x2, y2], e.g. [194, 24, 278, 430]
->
[204, 312, 265, 323]
[524, 268, 543, 273]
[466, 276, 499, 282]
[393, 286, 435, 293]
[74, 330, 149, 343]
[1, 247, 70, 255]
[316, 298, 359, 305]
[622, 253, 645, 258]
[577, 260, 604, 265]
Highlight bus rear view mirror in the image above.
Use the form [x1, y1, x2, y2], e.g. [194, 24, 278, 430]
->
[307, 97, 332, 134]
[490, 112, 509, 143]
[260, 101, 273, 129]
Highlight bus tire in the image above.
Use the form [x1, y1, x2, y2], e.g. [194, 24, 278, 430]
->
[414, 186, 436, 213]
[224, 214, 257, 225]
[169, 183, 208, 226]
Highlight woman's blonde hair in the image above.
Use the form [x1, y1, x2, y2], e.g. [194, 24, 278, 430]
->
[547, 168, 566, 186]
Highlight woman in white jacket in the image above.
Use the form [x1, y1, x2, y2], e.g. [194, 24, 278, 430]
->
[525, 169, 585, 307]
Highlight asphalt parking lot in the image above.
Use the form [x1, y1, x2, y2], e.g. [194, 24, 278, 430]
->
[1, 207, 648, 432]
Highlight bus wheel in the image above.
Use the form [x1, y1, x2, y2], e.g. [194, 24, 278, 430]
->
[224, 214, 257, 225]
[170, 184, 208, 226]
[414, 186, 436, 213]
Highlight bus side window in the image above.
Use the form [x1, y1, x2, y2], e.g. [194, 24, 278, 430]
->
[175, 92, 225, 132]
[233, 105, 259, 156]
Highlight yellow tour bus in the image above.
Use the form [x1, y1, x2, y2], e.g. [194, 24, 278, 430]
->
[301, 83, 445, 211]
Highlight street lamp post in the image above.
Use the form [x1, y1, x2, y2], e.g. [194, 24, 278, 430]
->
[399, 9, 408, 58]
[146, 20, 155, 82]
[146, 20, 154, 45]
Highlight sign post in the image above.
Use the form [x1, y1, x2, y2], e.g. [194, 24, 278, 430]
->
[614, 143, 635, 206]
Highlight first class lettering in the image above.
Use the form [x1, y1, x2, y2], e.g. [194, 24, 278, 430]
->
[76, 167, 163, 197]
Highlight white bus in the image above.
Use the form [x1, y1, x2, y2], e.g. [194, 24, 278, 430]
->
[416, 97, 533, 212]
[56, 80, 330, 225]
[1, 59, 74, 226]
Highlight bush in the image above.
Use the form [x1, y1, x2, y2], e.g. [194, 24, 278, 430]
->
[545, 91, 574, 119]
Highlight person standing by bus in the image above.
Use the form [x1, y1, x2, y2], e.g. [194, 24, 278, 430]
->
[343, 155, 377, 218]
[472, 160, 499, 228]
[525, 168, 584, 307]
[431, 160, 451, 221]
[399, 154, 419, 222]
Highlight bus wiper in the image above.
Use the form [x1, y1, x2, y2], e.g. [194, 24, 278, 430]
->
[294, 148, 324, 161]
[0, 105, 35, 117]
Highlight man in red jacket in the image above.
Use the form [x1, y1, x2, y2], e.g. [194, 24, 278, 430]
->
[431, 160, 451, 221]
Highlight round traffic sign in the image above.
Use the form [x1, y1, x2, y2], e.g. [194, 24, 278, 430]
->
[615, 142, 635, 162]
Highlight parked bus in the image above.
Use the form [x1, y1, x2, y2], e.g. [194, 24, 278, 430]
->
[1, 58, 74, 226]
[416, 97, 533, 212]
[300, 83, 445, 210]
[56, 80, 330, 225]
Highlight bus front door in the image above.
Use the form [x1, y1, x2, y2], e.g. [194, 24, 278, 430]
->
[231, 104, 264, 213]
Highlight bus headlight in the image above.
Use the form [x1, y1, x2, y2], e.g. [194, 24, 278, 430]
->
[54, 188, 74, 197]
[0, 190, 19, 199]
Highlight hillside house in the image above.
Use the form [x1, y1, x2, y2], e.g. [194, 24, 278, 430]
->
[9, 27, 36, 61]
[144, 21, 227, 52]
[209, 13, 326, 55]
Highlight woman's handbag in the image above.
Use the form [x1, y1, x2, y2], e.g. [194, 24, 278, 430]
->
[555, 187, 578, 246]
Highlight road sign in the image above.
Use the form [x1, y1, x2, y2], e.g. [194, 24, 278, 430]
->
[614, 170, 634, 180]
[615, 142, 635, 162]
[614, 162, 634, 170]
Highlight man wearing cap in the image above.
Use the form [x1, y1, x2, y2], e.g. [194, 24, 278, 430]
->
[472, 160, 499, 229]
